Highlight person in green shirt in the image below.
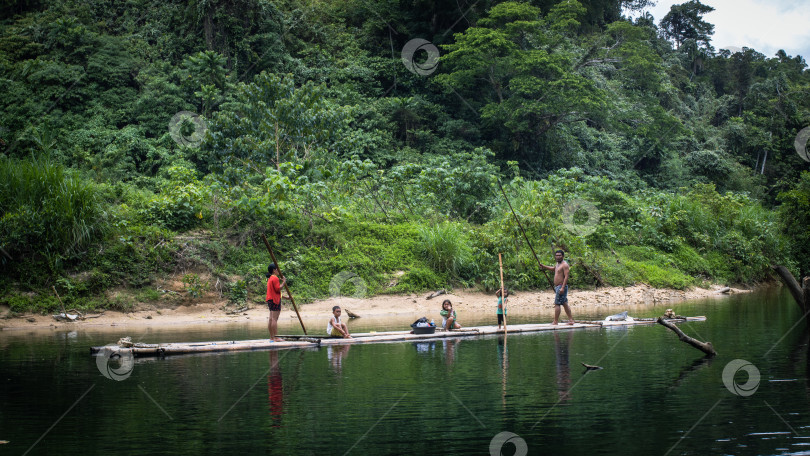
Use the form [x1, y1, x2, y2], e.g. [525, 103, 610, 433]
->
[496, 288, 508, 329]
[440, 299, 461, 330]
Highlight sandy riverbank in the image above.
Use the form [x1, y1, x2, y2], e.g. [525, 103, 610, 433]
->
[0, 284, 751, 332]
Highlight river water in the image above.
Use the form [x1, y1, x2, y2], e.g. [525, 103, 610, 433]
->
[2, 288, 810, 455]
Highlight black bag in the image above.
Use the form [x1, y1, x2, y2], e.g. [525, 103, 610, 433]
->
[411, 317, 429, 328]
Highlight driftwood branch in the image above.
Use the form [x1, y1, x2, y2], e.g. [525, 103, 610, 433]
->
[82, 311, 105, 319]
[426, 289, 446, 300]
[657, 317, 717, 356]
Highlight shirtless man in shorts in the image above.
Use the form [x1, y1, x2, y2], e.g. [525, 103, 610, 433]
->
[540, 250, 573, 325]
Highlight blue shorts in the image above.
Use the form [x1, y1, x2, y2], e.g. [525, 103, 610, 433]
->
[554, 285, 568, 306]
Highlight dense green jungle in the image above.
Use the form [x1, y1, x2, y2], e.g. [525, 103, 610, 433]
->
[1, 0, 809, 313]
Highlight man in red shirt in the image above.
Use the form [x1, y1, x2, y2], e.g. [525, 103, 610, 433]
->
[266, 263, 286, 342]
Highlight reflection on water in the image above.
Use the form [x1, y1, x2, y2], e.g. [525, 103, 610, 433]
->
[554, 331, 572, 403]
[670, 356, 713, 390]
[267, 351, 284, 427]
[498, 336, 508, 408]
[414, 341, 436, 355]
[443, 338, 460, 366]
[327, 344, 351, 373]
[5, 288, 810, 455]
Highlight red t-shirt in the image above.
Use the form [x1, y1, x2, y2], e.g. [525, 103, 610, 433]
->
[266, 275, 281, 304]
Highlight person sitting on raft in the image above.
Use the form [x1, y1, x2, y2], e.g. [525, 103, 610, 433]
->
[440, 299, 461, 331]
[327, 306, 352, 338]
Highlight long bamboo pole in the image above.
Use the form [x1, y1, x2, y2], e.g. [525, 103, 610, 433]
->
[499, 253, 507, 334]
[497, 180, 554, 288]
[499, 253, 508, 408]
[261, 234, 307, 335]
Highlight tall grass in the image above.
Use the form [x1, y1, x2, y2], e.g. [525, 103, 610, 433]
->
[0, 156, 105, 268]
[418, 222, 473, 278]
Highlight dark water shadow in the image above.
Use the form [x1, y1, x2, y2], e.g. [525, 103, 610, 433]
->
[668, 355, 715, 390]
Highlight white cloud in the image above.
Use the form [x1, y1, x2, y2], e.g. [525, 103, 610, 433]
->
[628, 0, 810, 60]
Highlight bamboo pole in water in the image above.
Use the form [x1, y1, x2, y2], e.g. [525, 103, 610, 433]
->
[498, 253, 509, 407]
[261, 234, 308, 335]
[501, 335, 508, 408]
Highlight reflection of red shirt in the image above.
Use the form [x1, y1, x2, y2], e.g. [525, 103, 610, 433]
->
[267, 372, 283, 425]
[266, 276, 281, 304]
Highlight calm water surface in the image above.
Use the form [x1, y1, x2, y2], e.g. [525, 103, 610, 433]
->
[3, 288, 810, 455]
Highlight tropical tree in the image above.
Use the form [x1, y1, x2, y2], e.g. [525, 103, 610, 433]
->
[437, 1, 607, 163]
[204, 72, 348, 178]
[659, 0, 714, 50]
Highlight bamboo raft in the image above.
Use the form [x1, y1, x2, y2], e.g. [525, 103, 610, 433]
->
[89, 317, 706, 358]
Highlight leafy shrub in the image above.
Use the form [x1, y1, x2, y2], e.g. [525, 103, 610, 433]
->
[225, 279, 248, 305]
[135, 288, 161, 302]
[182, 273, 210, 298]
[395, 266, 445, 291]
[142, 165, 208, 230]
[7, 295, 33, 313]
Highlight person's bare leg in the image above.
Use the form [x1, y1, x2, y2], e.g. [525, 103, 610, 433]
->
[553, 306, 561, 325]
[270, 310, 282, 341]
[340, 322, 351, 338]
[447, 317, 455, 330]
[563, 304, 574, 325]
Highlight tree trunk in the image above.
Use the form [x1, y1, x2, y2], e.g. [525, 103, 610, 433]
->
[772, 265, 806, 313]
[760, 149, 768, 174]
[204, 11, 214, 50]
[657, 317, 717, 356]
[804, 277, 810, 317]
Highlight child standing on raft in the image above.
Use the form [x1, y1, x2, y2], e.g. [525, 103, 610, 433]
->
[440, 299, 461, 330]
[496, 288, 508, 329]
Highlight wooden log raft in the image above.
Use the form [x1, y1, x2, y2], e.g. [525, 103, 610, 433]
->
[657, 317, 716, 356]
[91, 319, 709, 358]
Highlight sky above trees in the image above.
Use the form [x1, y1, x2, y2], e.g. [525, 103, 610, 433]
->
[628, 0, 810, 59]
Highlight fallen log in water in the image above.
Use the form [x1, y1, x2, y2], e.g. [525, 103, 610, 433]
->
[772, 265, 806, 312]
[772, 265, 810, 327]
[657, 317, 716, 356]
